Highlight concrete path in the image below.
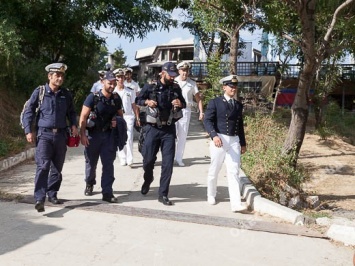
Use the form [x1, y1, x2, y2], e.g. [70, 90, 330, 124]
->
[0, 112, 354, 265]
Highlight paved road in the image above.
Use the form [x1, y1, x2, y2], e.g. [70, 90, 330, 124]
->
[0, 113, 354, 265]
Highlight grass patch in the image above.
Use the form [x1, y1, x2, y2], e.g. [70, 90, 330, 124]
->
[303, 210, 332, 219]
[0, 190, 24, 201]
[242, 111, 309, 203]
[313, 101, 355, 143]
[0, 137, 28, 160]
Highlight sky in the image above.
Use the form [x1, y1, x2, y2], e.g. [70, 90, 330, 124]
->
[98, 8, 265, 66]
[101, 27, 265, 66]
[101, 27, 194, 66]
[98, 8, 353, 66]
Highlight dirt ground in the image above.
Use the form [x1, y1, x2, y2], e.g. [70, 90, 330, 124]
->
[299, 133, 355, 219]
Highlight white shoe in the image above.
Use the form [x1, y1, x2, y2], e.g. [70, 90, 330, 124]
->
[232, 202, 248, 213]
[120, 162, 127, 166]
[207, 196, 216, 205]
[176, 160, 185, 167]
[127, 162, 133, 168]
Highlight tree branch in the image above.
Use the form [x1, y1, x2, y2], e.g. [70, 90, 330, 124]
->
[216, 27, 232, 39]
[324, 0, 355, 41]
[281, 33, 299, 45]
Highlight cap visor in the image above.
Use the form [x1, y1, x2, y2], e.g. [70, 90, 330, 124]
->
[167, 71, 178, 77]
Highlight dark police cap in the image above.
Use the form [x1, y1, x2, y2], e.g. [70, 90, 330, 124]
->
[219, 75, 239, 85]
[103, 71, 116, 81]
[45, 63, 67, 73]
[162, 62, 178, 77]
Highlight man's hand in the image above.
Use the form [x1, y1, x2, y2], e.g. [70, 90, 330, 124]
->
[71, 125, 79, 136]
[81, 134, 89, 147]
[26, 133, 35, 143]
[146, 99, 157, 108]
[171, 99, 182, 108]
[241, 146, 247, 154]
[213, 136, 223, 148]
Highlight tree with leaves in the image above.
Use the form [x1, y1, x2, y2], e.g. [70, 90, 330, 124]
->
[111, 48, 127, 69]
[187, 0, 261, 74]
[0, 0, 177, 95]
[261, 0, 355, 165]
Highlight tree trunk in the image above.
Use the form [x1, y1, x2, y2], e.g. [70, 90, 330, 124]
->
[272, 85, 281, 115]
[229, 27, 239, 75]
[217, 34, 226, 57]
[282, 0, 319, 166]
[282, 64, 314, 165]
[314, 103, 321, 129]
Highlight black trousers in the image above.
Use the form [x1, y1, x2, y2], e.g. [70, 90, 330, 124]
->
[141, 124, 176, 197]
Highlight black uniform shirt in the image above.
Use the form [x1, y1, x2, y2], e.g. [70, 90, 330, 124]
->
[83, 91, 122, 130]
[136, 80, 186, 122]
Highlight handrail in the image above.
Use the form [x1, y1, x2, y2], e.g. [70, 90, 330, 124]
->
[189, 62, 355, 81]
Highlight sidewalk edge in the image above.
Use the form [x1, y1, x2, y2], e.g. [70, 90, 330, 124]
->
[0, 148, 35, 172]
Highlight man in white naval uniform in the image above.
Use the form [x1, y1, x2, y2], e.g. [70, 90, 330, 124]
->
[124, 67, 141, 96]
[90, 70, 105, 93]
[113, 68, 139, 166]
[203, 75, 247, 213]
[174, 61, 204, 167]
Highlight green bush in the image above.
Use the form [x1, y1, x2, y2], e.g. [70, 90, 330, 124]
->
[0, 141, 8, 157]
[315, 100, 355, 143]
[202, 53, 229, 107]
[242, 112, 308, 202]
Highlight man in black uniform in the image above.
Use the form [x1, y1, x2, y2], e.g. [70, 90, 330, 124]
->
[22, 63, 78, 212]
[135, 62, 186, 205]
[203, 75, 247, 212]
[80, 71, 124, 203]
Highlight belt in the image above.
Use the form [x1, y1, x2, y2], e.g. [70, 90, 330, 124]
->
[147, 121, 169, 127]
[40, 127, 65, 133]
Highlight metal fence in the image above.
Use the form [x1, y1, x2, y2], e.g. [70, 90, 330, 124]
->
[189, 62, 355, 81]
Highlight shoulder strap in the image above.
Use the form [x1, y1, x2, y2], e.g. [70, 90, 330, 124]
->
[36, 85, 45, 114]
[92, 92, 100, 108]
[112, 92, 121, 108]
[150, 84, 157, 101]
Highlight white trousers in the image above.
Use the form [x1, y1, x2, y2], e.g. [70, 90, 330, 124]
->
[175, 108, 192, 162]
[207, 134, 243, 210]
[118, 114, 135, 164]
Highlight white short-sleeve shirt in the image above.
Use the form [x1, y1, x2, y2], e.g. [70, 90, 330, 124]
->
[175, 76, 199, 107]
[124, 80, 140, 95]
[114, 86, 136, 115]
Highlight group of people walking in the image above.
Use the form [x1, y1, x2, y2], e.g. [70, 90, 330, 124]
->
[22, 61, 247, 213]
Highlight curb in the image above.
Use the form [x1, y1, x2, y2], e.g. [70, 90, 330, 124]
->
[0, 148, 35, 172]
[317, 217, 355, 246]
[326, 224, 355, 246]
[239, 169, 305, 225]
[240, 169, 355, 246]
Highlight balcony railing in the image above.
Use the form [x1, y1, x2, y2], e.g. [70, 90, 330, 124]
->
[189, 62, 355, 81]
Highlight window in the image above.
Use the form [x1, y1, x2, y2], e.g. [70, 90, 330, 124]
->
[170, 49, 178, 61]
[161, 50, 167, 61]
[179, 49, 194, 61]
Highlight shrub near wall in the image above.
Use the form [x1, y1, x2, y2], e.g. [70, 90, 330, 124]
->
[241, 112, 308, 206]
